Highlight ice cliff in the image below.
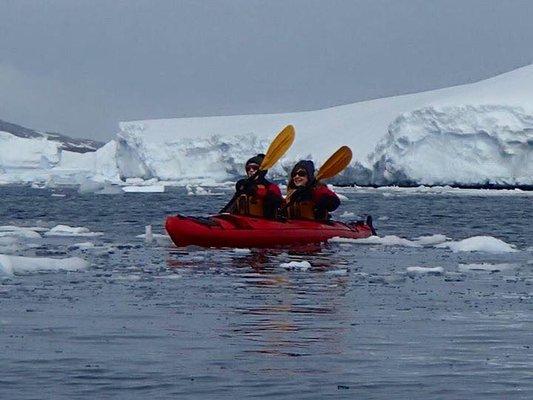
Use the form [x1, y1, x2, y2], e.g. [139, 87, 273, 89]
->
[1, 64, 532, 188]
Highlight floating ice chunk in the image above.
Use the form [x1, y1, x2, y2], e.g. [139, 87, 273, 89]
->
[186, 185, 224, 196]
[154, 274, 182, 280]
[0, 255, 88, 276]
[339, 211, 355, 218]
[233, 248, 251, 254]
[51, 193, 66, 197]
[458, 263, 518, 272]
[68, 242, 95, 250]
[122, 185, 165, 193]
[330, 235, 420, 247]
[0, 237, 23, 254]
[406, 266, 444, 275]
[0, 226, 42, 239]
[414, 234, 450, 246]
[280, 260, 312, 270]
[45, 225, 103, 237]
[325, 268, 349, 276]
[436, 236, 518, 253]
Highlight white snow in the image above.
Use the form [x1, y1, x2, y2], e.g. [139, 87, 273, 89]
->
[44, 225, 103, 237]
[0, 255, 88, 275]
[1, 64, 533, 187]
[280, 260, 312, 270]
[435, 236, 518, 253]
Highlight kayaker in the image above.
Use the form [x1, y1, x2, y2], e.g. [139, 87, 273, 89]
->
[283, 160, 340, 220]
[230, 154, 283, 219]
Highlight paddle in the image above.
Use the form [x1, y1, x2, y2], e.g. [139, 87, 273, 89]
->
[219, 125, 295, 213]
[282, 145, 353, 208]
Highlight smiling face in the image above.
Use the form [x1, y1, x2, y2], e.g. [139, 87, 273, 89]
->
[292, 168, 309, 187]
[245, 163, 259, 178]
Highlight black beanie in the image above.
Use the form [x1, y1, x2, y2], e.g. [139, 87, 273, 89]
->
[289, 160, 316, 188]
[246, 153, 265, 167]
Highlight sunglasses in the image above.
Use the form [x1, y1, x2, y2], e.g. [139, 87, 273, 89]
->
[246, 164, 260, 172]
[292, 170, 308, 178]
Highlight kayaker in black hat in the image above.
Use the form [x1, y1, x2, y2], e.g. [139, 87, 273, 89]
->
[283, 160, 340, 220]
[229, 154, 283, 219]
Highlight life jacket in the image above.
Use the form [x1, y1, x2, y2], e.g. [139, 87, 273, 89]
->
[285, 188, 316, 220]
[234, 184, 266, 217]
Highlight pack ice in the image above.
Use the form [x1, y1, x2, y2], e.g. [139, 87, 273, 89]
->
[1, 64, 532, 188]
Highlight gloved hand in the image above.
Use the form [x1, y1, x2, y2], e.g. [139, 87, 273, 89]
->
[235, 179, 256, 195]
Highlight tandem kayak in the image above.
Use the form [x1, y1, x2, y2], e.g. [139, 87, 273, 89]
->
[165, 214, 376, 248]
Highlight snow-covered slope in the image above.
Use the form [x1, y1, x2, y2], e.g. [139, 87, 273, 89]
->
[1, 65, 532, 187]
[116, 64, 533, 187]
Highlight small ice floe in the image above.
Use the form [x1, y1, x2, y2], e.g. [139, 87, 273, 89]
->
[186, 185, 223, 196]
[414, 234, 450, 246]
[435, 236, 518, 253]
[458, 263, 518, 272]
[378, 216, 389, 221]
[51, 193, 66, 197]
[0, 226, 42, 239]
[67, 242, 95, 250]
[406, 266, 444, 276]
[122, 185, 165, 193]
[232, 248, 252, 254]
[136, 226, 170, 245]
[325, 268, 349, 276]
[78, 180, 122, 195]
[339, 211, 355, 218]
[330, 235, 420, 247]
[280, 260, 312, 271]
[0, 255, 88, 276]
[45, 225, 103, 237]
[0, 237, 22, 254]
[154, 274, 182, 280]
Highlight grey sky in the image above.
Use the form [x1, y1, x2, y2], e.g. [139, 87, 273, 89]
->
[1, 0, 533, 140]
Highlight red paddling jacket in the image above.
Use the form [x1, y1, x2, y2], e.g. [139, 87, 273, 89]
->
[284, 160, 340, 221]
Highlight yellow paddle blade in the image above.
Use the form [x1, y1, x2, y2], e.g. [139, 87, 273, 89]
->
[259, 125, 295, 170]
[315, 146, 353, 181]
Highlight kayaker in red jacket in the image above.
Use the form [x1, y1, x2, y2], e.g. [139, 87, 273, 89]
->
[230, 154, 283, 219]
[283, 160, 340, 220]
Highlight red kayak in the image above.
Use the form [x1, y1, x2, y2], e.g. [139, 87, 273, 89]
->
[165, 214, 375, 248]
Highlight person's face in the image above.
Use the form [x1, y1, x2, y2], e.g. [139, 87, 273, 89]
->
[246, 163, 259, 178]
[292, 169, 309, 187]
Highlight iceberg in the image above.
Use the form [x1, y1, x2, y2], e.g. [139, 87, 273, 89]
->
[1, 64, 532, 188]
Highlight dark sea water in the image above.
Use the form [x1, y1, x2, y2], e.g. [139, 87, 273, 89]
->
[1, 186, 532, 399]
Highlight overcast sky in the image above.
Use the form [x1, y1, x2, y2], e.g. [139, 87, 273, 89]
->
[1, 0, 533, 140]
